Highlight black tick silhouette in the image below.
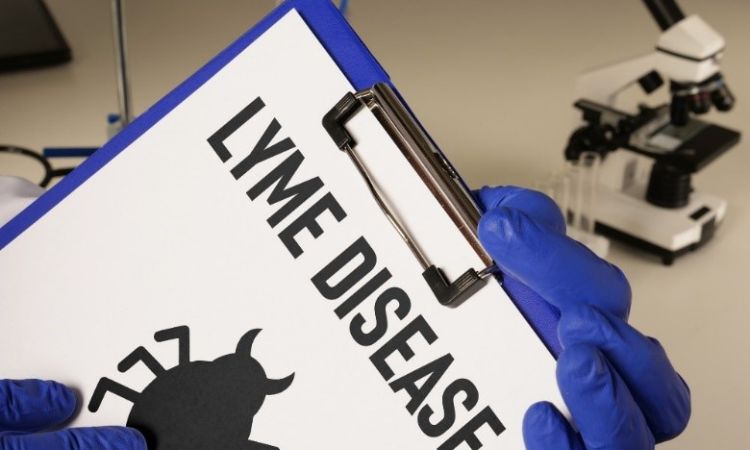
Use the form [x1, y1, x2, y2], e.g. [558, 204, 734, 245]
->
[88, 326, 294, 450]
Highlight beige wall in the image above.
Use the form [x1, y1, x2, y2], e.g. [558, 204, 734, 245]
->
[1, 1, 748, 448]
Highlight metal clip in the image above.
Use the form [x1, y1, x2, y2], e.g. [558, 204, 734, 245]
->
[322, 84, 497, 307]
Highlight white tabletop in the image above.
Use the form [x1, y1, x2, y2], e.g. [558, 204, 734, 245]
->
[1, 1, 748, 448]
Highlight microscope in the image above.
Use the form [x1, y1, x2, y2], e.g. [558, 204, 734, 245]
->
[565, 0, 740, 265]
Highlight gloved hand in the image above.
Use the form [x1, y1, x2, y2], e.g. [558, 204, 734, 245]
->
[476, 186, 690, 450]
[0, 379, 145, 450]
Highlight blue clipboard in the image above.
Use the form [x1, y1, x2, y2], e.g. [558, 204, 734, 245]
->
[0, 0, 561, 355]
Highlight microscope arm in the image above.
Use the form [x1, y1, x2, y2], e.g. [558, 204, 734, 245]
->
[576, 52, 661, 107]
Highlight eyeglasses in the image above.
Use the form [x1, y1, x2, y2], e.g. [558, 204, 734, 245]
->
[0, 145, 96, 187]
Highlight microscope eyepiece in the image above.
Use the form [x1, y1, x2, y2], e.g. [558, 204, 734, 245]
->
[643, 0, 685, 31]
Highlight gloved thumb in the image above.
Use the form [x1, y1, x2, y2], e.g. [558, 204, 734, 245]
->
[478, 202, 631, 319]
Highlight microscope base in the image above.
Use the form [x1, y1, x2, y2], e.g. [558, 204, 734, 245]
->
[594, 187, 726, 265]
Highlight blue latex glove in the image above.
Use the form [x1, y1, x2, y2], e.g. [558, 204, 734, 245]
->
[0, 379, 145, 450]
[476, 186, 690, 450]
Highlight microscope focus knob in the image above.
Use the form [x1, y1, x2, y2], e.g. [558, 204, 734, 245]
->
[646, 162, 693, 208]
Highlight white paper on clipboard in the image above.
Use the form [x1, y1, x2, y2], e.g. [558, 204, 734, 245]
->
[0, 10, 562, 449]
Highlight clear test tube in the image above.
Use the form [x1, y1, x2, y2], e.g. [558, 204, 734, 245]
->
[555, 171, 572, 226]
[536, 170, 572, 225]
[574, 151, 601, 234]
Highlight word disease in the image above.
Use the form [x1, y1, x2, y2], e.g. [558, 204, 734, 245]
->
[207, 95, 505, 449]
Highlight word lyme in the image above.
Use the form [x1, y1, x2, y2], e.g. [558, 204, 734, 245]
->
[207, 96, 505, 449]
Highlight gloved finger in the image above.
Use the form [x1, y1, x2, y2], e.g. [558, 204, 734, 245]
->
[0, 427, 146, 450]
[523, 401, 585, 450]
[559, 305, 691, 442]
[558, 344, 655, 450]
[475, 186, 566, 233]
[477, 187, 631, 319]
[0, 380, 76, 433]
[502, 273, 563, 354]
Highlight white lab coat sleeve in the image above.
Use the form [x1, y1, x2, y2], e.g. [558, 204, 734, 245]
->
[0, 176, 44, 228]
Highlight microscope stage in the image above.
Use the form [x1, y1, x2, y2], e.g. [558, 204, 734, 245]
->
[628, 116, 740, 172]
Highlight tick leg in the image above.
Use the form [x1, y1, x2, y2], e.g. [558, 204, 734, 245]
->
[118, 346, 166, 376]
[245, 441, 279, 450]
[88, 377, 140, 412]
[154, 325, 190, 365]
